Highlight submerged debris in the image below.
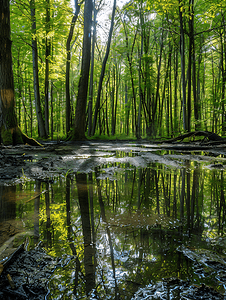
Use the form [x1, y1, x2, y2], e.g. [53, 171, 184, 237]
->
[132, 245, 226, 300]
[177, 245, 226, 288]
[0, 243, 74, 300]
[132, 278, 225, 300]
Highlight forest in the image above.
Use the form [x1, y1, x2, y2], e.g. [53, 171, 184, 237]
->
[1, 0, 226, 143]
[2, 1, 226, 297]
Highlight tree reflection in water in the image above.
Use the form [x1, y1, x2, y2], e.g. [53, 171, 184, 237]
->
[75, 173, 95, 295]
[1, 159, 226, 299]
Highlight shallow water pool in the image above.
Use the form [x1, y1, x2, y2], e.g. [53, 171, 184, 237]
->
[1, 142, 226, 299]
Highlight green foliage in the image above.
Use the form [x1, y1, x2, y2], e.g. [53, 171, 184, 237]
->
[8, 0, 226, 139]
[89, 133, 137, 140]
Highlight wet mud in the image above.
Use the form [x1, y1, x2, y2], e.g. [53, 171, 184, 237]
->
[1, 139, 226, 183]
[0, 243, 73, 300]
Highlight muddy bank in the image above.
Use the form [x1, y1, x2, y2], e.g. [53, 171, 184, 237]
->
[1, 139, 226, 183]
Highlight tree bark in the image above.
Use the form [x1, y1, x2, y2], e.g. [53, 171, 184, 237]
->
[121, 17, 138, 136]
[0, 0, 23, 145]
[0, 0, 42, 146]
[30, 0, 47, 139]
[137, 1, 144, 139]
[44, 0, 51, 137]
[91, 0, 117, 136]
[71, 0, 92, 140]
[66, 0, 80, 136]
[87, 1, 97, 136]
[221, 15, 226, 133]
[179, 0, 187, 131]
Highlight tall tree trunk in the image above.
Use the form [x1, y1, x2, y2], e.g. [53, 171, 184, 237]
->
[88, 1, 97, 136]
[106, 75, 110, 136]
[0, 0, 23, 145]
[28, 75, 33, 137]
[72, 0, 92, 140]
[0, 0, 40, 146]
[121, 16, 138, 136]
[189, 0, 200, 131]
[174, 48, 179, 134]
[113, 64, 119, 136]
[196, 36, 202, 130]
[111, 67, 115, 135]
[187, 3, 192, 132]
[179, 0, 187, 131]
[44, 0, 50, 136]
[17, 50, 22, 127]
[66, 0, 80, 136]
[221, 16, 226, 133]
[137, 2, 144, 139]
[91, 0, 117, 136]
[125, 84, 130, 136]
[30, 0, 47, 138]
[153, 31, 164, 136]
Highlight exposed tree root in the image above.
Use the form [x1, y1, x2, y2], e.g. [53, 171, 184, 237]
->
[21, 132, 43, 147]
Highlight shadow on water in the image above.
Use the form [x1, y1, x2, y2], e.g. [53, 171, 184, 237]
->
[1, 148, 226, 299]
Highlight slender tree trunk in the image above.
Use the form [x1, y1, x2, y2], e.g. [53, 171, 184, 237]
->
[169, 44, 173, 136]
[106, 75, 110, 135]
[50, 81, 54, 140]
[137, 0, 144, 139]
[221, 16, 226, 133]
[111, 67, 115, 135]
[224, 17, 226, 132]
[113, 64, 119, 136]
[187, 0, 194, 132]
[125, 84, 130, 136]
[66, 0, 80, 136]
[196, 38, 202, 129]
[30, 0, 47, 138]
[174, 48, 179, 134]
[121, 17, 138, 135]
[28, 77, 33, 137]
[17, 50, 22, 127]
[158, 47, 171, 135]
[154, 32, 164, 135]
[91, 0, 117, 136]
[88, 2, 97, 136]
[179, 0, 187, 131]
[44, 0, 50, 137]
[72, 0, 92, 140]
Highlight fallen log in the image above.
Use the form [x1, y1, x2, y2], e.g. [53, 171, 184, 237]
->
[163, 131, 226, 143]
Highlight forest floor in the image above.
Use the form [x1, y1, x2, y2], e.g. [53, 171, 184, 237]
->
[1, 137, 226, 183]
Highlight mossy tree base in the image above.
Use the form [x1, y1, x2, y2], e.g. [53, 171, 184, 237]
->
[69, 128, 87, 141]
[1, 126, 42, 147]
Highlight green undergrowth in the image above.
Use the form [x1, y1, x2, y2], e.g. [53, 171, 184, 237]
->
[87, 133, 137, 141]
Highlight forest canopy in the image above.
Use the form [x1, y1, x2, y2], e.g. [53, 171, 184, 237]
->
[4, 0, 226, 141]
